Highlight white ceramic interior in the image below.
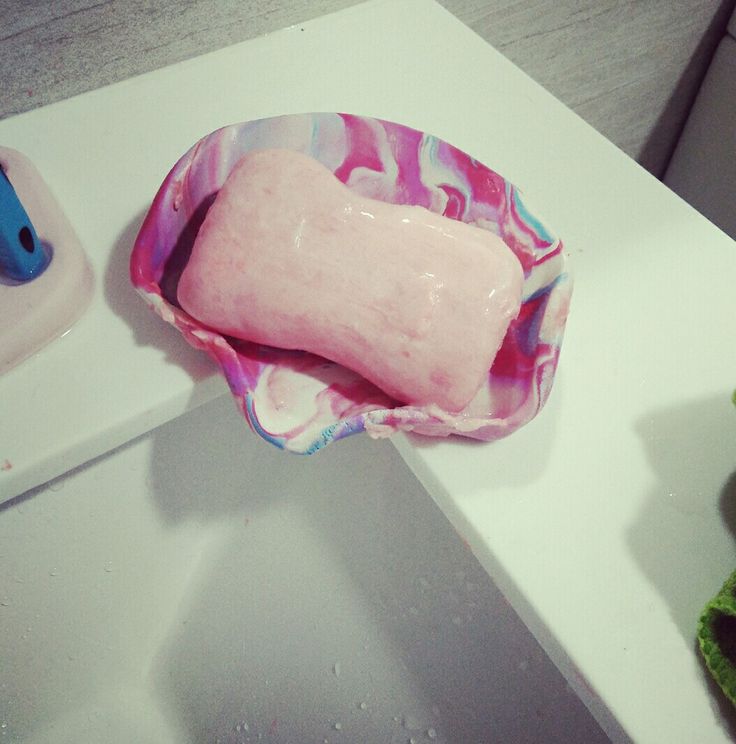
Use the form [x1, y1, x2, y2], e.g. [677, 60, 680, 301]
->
[0, 395, 607, 744]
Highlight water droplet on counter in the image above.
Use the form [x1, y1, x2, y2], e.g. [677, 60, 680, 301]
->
[427, 727, 437, 739]
[409, 738, 417, 744]
[0, 598, 9, 607]
[104, 563, 113, 573]
[49, 568, 58, 577]
[358, 701, 367, 710]
[333, 721, 342, 731]
[332, 662, 341, 677]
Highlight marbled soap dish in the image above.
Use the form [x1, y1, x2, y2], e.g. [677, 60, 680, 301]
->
[130, 113, 570, 453]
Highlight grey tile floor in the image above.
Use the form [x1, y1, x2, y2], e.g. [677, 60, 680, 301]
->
[1, 0, 734, 175]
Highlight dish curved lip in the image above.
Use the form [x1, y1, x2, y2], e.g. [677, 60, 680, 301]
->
[130, 112, 571, 453]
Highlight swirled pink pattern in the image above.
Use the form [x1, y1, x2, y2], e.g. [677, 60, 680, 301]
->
[130, 113, 571, 453]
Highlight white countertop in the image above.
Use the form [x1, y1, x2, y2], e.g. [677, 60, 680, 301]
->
[1, 0, 735, 740]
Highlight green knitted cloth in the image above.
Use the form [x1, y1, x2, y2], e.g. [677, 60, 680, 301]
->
[699, 569, 736, 706]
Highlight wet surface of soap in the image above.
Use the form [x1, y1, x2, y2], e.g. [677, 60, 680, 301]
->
[178, 148, 524, 413]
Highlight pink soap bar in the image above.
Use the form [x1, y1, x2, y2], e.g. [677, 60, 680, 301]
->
[177, 149, 523, 413]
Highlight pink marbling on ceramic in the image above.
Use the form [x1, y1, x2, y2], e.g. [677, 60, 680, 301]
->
[130, 113, 571, 453]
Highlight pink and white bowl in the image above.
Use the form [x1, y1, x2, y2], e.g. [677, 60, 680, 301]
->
[130, 113, 571, 454]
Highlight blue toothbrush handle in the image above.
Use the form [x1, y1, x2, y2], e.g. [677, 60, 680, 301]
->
[0, 166, 48, 281]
